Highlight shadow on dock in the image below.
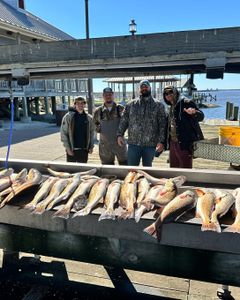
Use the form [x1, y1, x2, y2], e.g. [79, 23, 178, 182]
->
[0, 252, 177, 300]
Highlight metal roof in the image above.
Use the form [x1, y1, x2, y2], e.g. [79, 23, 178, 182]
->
[0, 0, 74, 40]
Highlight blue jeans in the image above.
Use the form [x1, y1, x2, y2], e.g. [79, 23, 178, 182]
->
[127, 144, 156, 167]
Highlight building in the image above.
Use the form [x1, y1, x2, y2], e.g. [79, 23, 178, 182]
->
[0, 0, 88, 121]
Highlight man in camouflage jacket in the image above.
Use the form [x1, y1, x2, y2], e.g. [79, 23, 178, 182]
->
[117, 80, 167, 167]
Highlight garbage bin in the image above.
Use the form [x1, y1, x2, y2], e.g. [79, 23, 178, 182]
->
[55, 104, 68, 127]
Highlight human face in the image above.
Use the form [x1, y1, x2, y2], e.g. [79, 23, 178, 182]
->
[140, 84, 151, 97]
[75, 100, 86, 112]
[103, 92, 114, 105]
[164, 91, 174, 104]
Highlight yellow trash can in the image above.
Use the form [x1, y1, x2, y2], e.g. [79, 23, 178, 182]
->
[219, 126, 240, 146]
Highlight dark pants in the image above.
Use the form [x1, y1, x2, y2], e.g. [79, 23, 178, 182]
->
[169, 140, 193, 168]
[66, 149, 88, 163]
[127, 144, 155, 167]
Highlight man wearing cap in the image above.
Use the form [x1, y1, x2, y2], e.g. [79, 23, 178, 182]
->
[117, 80, 167, 167]
[60, 96, 95, 163]
[163, 85, 204, 168]
[93, 87, 127, 165]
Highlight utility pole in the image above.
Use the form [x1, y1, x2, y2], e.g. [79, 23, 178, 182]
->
[85, 0, 93, 114]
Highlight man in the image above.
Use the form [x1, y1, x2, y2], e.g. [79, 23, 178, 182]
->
[60, 97, 94, 163]
[93, 87, 127, 165]
[163, 85, 204, 168]
[117, 80, 167, 167]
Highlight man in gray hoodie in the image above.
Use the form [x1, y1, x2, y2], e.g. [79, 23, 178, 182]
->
[117, 80, 167, 167]
[60, 97, 94, 163]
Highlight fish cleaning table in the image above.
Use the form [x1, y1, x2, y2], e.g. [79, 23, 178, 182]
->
[0, 158, 239, 287]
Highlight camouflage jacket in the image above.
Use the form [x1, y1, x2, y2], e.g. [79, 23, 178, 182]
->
[117, 96, 167, 147]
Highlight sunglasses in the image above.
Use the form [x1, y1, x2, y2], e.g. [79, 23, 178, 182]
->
[165, 91, 173, 96]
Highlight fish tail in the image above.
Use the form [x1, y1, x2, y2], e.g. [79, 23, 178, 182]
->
[223, 224, 240, 234]
[53, 206, 70, 219]
[119, 208, 134, 220]
[32, 204, 46, 215]
[98, 208, 115, 221]
[135, 205, 146, 223]
[143, 223, 157, 238]
[24, 203, 36, 211]
[72, 207, 91, 218]
[202, 221, 221, 233]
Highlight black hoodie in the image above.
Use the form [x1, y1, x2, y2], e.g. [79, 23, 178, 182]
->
[163, 86, 204, 150]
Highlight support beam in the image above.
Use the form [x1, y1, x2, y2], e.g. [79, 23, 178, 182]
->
[0, 27, 240, 78]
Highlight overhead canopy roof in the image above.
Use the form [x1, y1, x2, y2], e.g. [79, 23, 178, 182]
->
[104, 75, 180, 83]
[0, 1, 74, 41]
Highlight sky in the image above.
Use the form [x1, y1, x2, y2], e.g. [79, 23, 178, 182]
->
[24, 0, 240, 91]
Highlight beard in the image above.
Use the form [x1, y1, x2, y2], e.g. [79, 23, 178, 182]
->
[106, 100, 113, 104]
[141, 90, 151, 97]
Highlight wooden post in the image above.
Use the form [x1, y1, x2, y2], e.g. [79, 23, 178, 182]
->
[233, 106, 239, 121]
[51, 96, 56, 115]
[34, 97, 40, 115]
[226, 102, 234, 120]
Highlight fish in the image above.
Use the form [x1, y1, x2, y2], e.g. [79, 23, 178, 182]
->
[32, 178, 69, 215]
[53, 178, 99, 219]
[0, 168, 14, 179]
[136, 177, 150, 208]
[135, 170, 187, 187]
[98, 179, 122, 221]
[135, 185, 164, 223]
[46, 173, 81, 210]
[47, 167, 97, 178]
[224, 188, 240, 233]
[0, 168, 28, 198]
[135, 178, 178, 223]
[195, 189, 216, 231]
[144, 190, 196, 240]
[119, 171, 137, 219]
[208, 189, 236, 233]
[24, 176, 59, 211]
[81, 175, 100, 180]
[72, 178, 109, 218]
[0, 169, 42, 208]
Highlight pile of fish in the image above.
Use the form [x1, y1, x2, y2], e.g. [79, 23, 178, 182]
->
[0, 167, 239, 241]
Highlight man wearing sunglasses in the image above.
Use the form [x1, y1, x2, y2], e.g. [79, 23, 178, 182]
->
[163, 86, 204, 168]
[117, 80, 167, 167]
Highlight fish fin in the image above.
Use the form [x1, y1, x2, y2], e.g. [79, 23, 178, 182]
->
[135, 205, 146, 223]
[195, 212, 201, 218]
[143, 223, 157, 239]
[195, 188, 205, 197]
[118, 208, 134, 220]
[202, 221, 221, 233]
[98, 208, 115, 221]
[72, 207, 91, 218]
[53, 206, 70, 219]
[223, 224, 240, 234]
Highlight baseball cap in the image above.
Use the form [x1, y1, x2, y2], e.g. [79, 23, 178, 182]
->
[103, 87, 113, 94]
[139, 80, 151, 88]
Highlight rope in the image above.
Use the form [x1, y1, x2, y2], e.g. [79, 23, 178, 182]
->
[4, 85, 14, 169]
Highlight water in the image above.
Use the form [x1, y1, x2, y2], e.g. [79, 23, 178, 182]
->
[197, 89, 240, 119]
